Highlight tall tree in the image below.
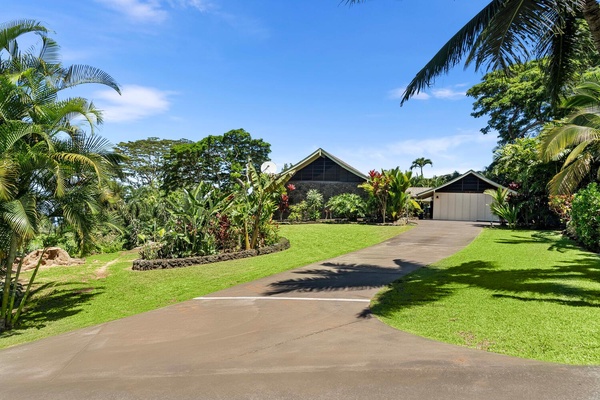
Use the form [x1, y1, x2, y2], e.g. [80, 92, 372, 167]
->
[347, 1, 600, 105]
[116, 137, 191, 188]
[0, 19, 121, 331]
[467, 61, 559, 144]
[162, 129, 271, 191]
[410, 157, 433, 177]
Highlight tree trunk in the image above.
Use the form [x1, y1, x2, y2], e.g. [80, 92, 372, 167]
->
[0, 234, 18, 331]
[583, 0, 600, 54]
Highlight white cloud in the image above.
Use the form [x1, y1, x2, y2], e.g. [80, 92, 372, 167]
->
[93, 84, 173, 123]
[388, 87, 430, 100]
[388, 85, 466, 101]
[335, 131, 498, 177]
[431, 87, 466, 100]
[95, 0, 168, 23]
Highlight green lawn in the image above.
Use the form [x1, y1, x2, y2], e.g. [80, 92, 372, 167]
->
[372, 228, 600, 365]
[0, 224, 410, 349]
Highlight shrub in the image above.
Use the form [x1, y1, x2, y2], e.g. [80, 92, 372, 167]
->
[570, 183, 600, 251]
[326, 193, 366, 220]
[305, 189, 324, 220]
[288, 202, 307, 222]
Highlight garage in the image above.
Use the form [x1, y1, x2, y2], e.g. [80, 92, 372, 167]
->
[415, 170, 513, 222]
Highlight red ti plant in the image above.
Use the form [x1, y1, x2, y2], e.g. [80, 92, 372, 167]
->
[278, 184, 295, 221]
[360, 169, 392, 223]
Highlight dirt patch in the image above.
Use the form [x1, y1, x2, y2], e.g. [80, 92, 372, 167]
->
[94, 258, 121, 279]
[15, 247, 85, 271]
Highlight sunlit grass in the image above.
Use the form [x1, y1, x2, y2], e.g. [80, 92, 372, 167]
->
[372, 229, 600, 365]
[0, 223, 410, 348]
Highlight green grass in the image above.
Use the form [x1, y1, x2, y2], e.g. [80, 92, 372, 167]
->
[0, 223, 410, 348]
[372, 228, 600, 365]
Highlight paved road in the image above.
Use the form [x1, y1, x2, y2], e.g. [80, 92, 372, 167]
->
[1, 221, 599, 399]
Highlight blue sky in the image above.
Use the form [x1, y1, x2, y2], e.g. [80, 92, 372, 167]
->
[5, 0, 499, 177]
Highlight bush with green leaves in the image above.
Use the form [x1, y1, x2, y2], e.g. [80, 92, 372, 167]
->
[326, 193, 366, 220]
[305, 189, 324, 220]
[570, 183, 600, 251]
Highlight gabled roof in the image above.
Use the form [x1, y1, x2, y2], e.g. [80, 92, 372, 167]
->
[290, 148, 368, 180]
[415, 170, 516, 198]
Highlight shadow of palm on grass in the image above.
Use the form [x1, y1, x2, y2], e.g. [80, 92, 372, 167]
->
[372, 256, 600, 318]
[0, 281, 104, 338]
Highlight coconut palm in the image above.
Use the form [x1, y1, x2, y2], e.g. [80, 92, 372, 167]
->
[541, 74, 600, 194]
[346, 0, 600, 105]
[410, 157, 433, 177]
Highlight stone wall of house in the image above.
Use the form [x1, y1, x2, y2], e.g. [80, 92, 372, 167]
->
[287, 181, 366, 206]
[132, 237, 290, 271]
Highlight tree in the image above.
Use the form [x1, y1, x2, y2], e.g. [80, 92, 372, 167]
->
[0, 19, 121, 331]
[541, 73, 600, 194]
[485, 187, 519, 228]
[487, 137, 561, 227]
[347, 1, 600, 105]
[410, 157, 433, 177]
[467, 61, 560, 144]
[116, 137, 191, 188]
[163, 129, 271, 191]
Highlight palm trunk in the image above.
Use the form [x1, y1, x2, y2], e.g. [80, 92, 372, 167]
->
[6, 252, 25, 326]
[583, 0, 600, 54]
[13, 248, 47, 327]
[0, 234, 18, 331]
[250, 202, 263, 250]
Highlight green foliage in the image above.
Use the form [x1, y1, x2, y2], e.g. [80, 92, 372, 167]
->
[387, 168, 421, 221]
[326, 193, 366, 220]
[468, 61, 559, 145]
[548, 194, 574, 225]
[541, 73, 600, 195]
[150, 182, 232, 259]
[487, 137, 561, 228]
[305, 189, 324, 220]
[409, 157, 432, 177]
[162, 129, 271, 191]
[360, 170, 392, 223]
[570, 183, 600, 251]
[484, 187, 518, 228]
[116, 137, 191, 188]
[0, 19, 122, 332]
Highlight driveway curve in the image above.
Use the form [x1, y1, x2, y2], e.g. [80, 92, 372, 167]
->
[1, 220, 598, 399]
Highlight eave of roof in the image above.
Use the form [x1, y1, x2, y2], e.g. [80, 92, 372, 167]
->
[415, 170, 516, 198]
[289, 148, 368, 180]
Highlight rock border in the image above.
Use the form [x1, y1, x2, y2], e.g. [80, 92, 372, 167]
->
[132, 237, 290, 271]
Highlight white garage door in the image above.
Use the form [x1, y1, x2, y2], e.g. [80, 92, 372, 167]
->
[433, 193, 498, 221]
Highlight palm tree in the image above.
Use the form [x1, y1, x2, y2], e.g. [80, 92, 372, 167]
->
[541, 74, 600, 194]
[346, 0, 600, 105]
[0, 19, 122, 331]
[410, 157, 433, 177]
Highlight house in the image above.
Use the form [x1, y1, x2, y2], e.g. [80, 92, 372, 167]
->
[414, 170, 514, 222]
[286, 148, 367, 205]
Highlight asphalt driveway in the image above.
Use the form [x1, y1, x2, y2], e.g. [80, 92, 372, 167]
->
[1, 220, 598, 399]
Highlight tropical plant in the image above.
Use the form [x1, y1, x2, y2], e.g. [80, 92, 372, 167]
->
[569, 182, 600, 250]
[387, 168, 421, 221]
[360, 169, 392, 223]
[410, 158, 433, 177]
[326, 193, 366, 220]
[484, 187, 519, 228]
[0, 19, 121, 332]
[233, 163, 294, 249]
[152, 182, 233, 259]
[346, 1, 600, 105]
[541, 74, 600, 194]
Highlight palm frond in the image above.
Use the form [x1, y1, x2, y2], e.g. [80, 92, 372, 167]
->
[401, 0, 507, 104]
[541, 124, 600, 160]
[548, 152, 594, 194]
[58, 65, 121, 94]
[0, 20, 49, 53]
